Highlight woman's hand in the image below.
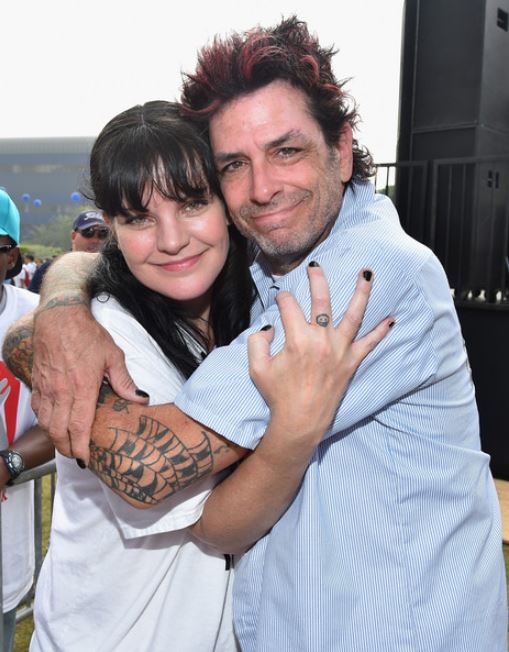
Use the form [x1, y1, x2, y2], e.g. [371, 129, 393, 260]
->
[248, 264, 393, 448]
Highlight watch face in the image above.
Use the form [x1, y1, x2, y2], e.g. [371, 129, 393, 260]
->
[9, 452, 23, 472]
[1, 450, 25, 481]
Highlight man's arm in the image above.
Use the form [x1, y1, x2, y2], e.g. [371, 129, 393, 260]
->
[2, 295, 251, 503]
[3, 311, 34, 388]
[14, 252, 144, 462]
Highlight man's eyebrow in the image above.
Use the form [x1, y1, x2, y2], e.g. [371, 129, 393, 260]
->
[266, 130, 305, 149]
[214, 130, 306, 164]
[214, 150, 243, 165]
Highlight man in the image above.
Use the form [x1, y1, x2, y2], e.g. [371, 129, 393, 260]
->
[0, 190, 53, 652]
[29, 210, 109, 293]
[6, 17, 507, 652]
[21, 254, 37, 287]
[69, 210, 109, 254]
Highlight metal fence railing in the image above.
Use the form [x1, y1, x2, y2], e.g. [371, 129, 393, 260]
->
[374, 157, 509, 307]
[0, 460, 56, 648]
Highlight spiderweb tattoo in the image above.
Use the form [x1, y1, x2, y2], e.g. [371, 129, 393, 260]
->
[89, 412, 214, 505]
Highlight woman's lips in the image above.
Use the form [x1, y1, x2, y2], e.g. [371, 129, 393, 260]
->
[158, 253, 203, 272]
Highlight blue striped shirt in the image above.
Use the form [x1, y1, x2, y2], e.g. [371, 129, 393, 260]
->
[175, 181, 507, 651]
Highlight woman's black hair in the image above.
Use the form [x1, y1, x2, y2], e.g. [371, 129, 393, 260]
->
[86, 101, 255, 379]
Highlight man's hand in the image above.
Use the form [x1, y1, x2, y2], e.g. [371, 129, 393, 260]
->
[32, 298, 143, 462]
[27, 252, 147, 464]
[248, 265, 393, 447]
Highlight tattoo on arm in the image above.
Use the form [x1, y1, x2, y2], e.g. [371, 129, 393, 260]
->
[98, 381, 129, 412]
[2, 325, 34, 388]
[38, 295, 89, 313]
[89, 382, 215, 505]
[89, 417, 214, 505]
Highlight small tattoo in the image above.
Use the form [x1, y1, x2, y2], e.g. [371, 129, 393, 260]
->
[316, 313, 330, 327]
[39, 295, 88, 313]
[2, 325, 34, 387]
[213, 443, 230, 455]
[97, 381, 114, 407]
[113, 399, 129, 413]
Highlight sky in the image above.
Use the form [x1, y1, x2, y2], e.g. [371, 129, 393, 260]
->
[2, 0, 405, 163]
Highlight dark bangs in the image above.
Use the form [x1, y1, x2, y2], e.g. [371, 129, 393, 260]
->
[88, 101, 222, 217]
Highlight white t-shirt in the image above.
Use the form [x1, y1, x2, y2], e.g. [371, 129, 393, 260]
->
[0, 284, 39, 612]
[31, 295, 237, 652]
[23, 262, 37, 283]
[11, 269, 27, 289]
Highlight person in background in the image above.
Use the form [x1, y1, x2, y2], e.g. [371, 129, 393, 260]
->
[0, 190, 53, 652]
[29, 211, 109, 293]
[22, 255, 36, 288]
[70, 210, 109, 254]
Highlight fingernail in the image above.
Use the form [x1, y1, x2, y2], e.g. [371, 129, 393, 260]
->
[260, 324, 272, 331]
[76, 459, 87, 469]
[388, 320, 395, 328]
[363, 270, 372, 282]
[308, 261, 320, 267]
[135, 389, 149, 398]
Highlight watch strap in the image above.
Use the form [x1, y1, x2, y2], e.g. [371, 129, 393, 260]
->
[0, 449, 25, 486]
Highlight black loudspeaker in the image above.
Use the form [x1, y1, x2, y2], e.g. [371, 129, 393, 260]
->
[396, 0, 509, 297]
[396, 0, 509, 479]
[398, 0, 509, 161]
[456, 306, 509, 480]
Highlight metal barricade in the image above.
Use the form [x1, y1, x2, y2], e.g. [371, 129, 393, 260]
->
[0, 460, 56, 648]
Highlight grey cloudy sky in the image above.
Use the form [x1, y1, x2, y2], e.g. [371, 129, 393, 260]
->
[3, 0, 405, 162]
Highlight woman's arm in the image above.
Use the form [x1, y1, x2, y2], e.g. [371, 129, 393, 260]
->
[191, 265, 394, 553]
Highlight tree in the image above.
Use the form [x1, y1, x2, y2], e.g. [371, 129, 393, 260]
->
[25, 211, 89, 250]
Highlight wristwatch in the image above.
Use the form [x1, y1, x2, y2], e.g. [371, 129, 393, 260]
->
[0, 449, 25, 486]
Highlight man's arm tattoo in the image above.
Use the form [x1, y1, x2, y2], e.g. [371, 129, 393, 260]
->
[38, 294, 88, 313]
[2, 325, 34, 387]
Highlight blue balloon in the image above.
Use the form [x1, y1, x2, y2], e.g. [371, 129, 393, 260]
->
[21, 193, 31, 203]
[33, 198, 42, 208]
[70, 191, 81, 202]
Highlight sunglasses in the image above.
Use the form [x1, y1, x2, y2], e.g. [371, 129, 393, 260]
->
[79, 227, 109, 240]
[0, 243, 16, 254]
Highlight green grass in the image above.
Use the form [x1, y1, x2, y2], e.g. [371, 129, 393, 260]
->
[11, 479, 509, 651]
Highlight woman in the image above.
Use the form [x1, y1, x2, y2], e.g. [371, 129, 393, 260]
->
[30, 101, 389, 652]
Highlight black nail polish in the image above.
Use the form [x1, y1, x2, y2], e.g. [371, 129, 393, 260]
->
[388, 320, 395, 328]
[308, 261, 320, 267]
[260, 324, 272, 331]
[76, 459, 87, 469]
[363, 270, 373, 282]
[135, 389, 150, 398]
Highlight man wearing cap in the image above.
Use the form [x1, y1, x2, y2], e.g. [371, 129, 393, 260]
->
[70, 210, 109, 254]
[29, 210, 109, 293]
[0, 190, 54, 652]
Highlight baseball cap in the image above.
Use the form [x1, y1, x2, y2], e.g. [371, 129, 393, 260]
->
[72, 210, 106, 232]
[0, 189, 22, 279]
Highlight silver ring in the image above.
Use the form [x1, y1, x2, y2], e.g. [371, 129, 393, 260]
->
[316, 314, 330, 328]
